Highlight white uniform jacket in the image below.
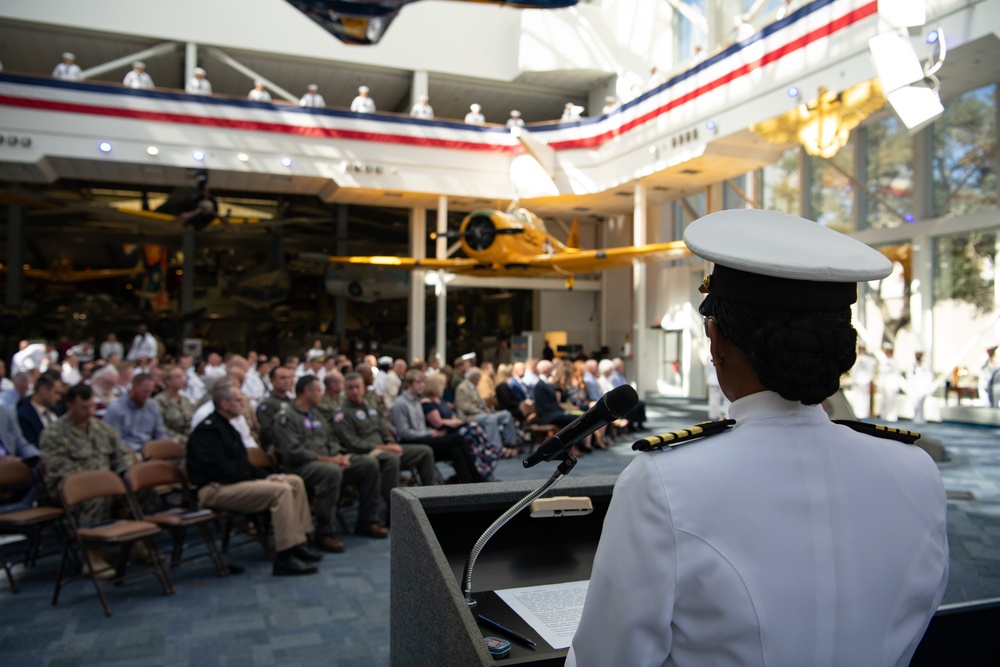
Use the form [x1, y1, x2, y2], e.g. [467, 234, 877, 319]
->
[568, 390, 948, 667]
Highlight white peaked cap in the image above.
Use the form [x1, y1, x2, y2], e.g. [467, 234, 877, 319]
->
[685, 209, 892, 309]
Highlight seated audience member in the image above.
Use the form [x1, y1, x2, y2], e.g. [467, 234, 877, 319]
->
[153, 366, 195, 444]
[331, 373, 438, 512]
[316, 372, 344, 424]
[0, 372, 31, 408]
[422, 374, 505, 473]
[611, 358, 646, 431]
[439, 365, 456, 405]
[61, 351, 82, 386]
[507, 362, 530, 404]
[0, 404, 40, 510]
[88, 365, 119, 419]
[39, 383, 132, 575]
[104, 373, 169, 453]
[185, 384, 320, 576]
[381, 359, 407, 412]
[192, 379, 259, 450]
[272, 376, 387, 552]
[390, 371, 483, 483]
[17, 375, 62, 447]
[533, 360, 580, 428]
[455, 368, 520, 452]
[179, 354, 206, 404]
[493, 364, 522, 417]
[257, 366, 294, 449]
[477, 361, 498, 409]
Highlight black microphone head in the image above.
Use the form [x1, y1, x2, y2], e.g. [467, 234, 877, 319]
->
[604, 384, 639, 418]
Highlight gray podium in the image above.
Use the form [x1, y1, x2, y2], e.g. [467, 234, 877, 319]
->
[390, 476, 618, 666]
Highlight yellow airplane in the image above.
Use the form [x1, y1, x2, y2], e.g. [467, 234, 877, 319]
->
[0, 257, 145, 283]
[320, 207, 690, 288]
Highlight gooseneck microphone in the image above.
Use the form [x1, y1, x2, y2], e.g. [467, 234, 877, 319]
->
[523, 384, 639, 468]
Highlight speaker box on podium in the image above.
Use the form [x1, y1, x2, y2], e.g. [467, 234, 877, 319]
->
[390, 476, 617, 666]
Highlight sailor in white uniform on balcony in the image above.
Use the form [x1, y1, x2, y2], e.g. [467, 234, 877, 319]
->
[52, 52, 82, 81]
[350, 86, 376, 113]
[299, 84, 326, 108]
[122, 61, 154, 89]
[185, 67, 213, 95]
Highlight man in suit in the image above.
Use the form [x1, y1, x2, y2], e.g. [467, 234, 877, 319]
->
[17, 375, 61, 447]
[0, 404, 40, 510]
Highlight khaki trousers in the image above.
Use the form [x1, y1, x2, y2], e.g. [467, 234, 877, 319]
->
[198, 475, 313, 553]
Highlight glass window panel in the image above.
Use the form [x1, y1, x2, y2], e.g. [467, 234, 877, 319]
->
[677, 0, 707, 62]
[932, 83, 998, 218]
[809, 141, 855, 232]
[866, 116, 915, 229]
[934, 229, 997, 314]
[761, 147, 800, 215]
[723, 174, 748, 210]
[933, 229, 998, 393]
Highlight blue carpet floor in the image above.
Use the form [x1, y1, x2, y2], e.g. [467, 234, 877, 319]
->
[1, 397, 998, 666]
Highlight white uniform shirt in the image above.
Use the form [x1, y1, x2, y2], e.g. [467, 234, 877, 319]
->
[100, 340, 124, 360]
[568, 391, 948, 667]
[409, 103, 433, 119]
[505, 117, 525, 128]
[186, 77, 213, 94]
[248, 88, 272, 102]
[52, 62, 82, 80]
[299, 93, 326, 108]
[351, 95, 376, 113]
[127, 333, 158, 361]
[181, 367, 206, 404]
[122, 70, 154, 89]
[464, 112, 485, 125]
[190, 401, 258, 448]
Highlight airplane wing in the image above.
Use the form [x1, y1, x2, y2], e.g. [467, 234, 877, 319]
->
[315, 240, 690, 278]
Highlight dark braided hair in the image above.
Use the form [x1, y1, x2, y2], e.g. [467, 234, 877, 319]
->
[707, 296, 857, 405]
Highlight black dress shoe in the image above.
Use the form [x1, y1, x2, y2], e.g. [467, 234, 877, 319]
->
[292, 544, 324, 563]
[272, 556, 318, 576]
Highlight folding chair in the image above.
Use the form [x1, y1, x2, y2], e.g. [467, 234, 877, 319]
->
[125, 460, 229, 577]
[142, 439, 185, 461]
[0, 459, 66, 593]
[54, 469, 174, 616]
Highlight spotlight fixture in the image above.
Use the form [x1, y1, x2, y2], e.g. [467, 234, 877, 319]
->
[787, 86, 799, 97]
[705, 120, 716, 130]
[192, 150, 205, 161]
[98, 142, 112, 153]
[869, 27, 946, 133]
[280, 157, 293, 167]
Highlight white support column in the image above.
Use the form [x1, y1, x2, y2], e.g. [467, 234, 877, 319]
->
[185, 42, 198, 89]
[435, 196, 448, 365]
[633, 181, 648, 392]
[912, 233, 933, 353]
[412, 70, 429, 106]
[409, 207, 427, 362]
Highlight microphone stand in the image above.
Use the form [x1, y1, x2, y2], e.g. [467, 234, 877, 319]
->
[461, 453, 578, 607]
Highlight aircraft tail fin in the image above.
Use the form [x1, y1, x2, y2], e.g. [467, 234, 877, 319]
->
[567, 219, 580, 249]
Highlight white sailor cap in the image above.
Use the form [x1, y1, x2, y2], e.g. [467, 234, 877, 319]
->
[510, 109, 521, 116]
[133, 61, 145, 69]
[358, 85, 370, 93]
[306, 348, 325, 361]
[307, 83, 318, 91]
[684, 209, 892, 311]
[377, 355, 392, 366]
[194, 67, 206, 75]
[470, 103, 481, 112]
[63, 52, 75, 60]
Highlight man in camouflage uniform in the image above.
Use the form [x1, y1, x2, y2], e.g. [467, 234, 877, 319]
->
[39, 383, 133, 575]
[256, 365, 294, 449]
[273, 376, 386, 552]
[355, 363, 385, 413]
[316, 371, 344, 425]
[153, 366, 195, 443]
[331, 373, 437, 513]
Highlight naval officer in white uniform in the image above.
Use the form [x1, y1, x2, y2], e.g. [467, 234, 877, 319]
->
[568, 209, 948, 667]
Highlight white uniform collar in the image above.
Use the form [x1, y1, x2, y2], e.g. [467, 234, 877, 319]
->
[728, 390, 828, 426]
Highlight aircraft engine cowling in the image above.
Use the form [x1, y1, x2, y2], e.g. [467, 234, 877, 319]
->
[463, 213, 498, 252]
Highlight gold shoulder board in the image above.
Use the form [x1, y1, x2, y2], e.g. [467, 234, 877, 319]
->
[633, 419, 736, 452]
[832, 420, 920, 444]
